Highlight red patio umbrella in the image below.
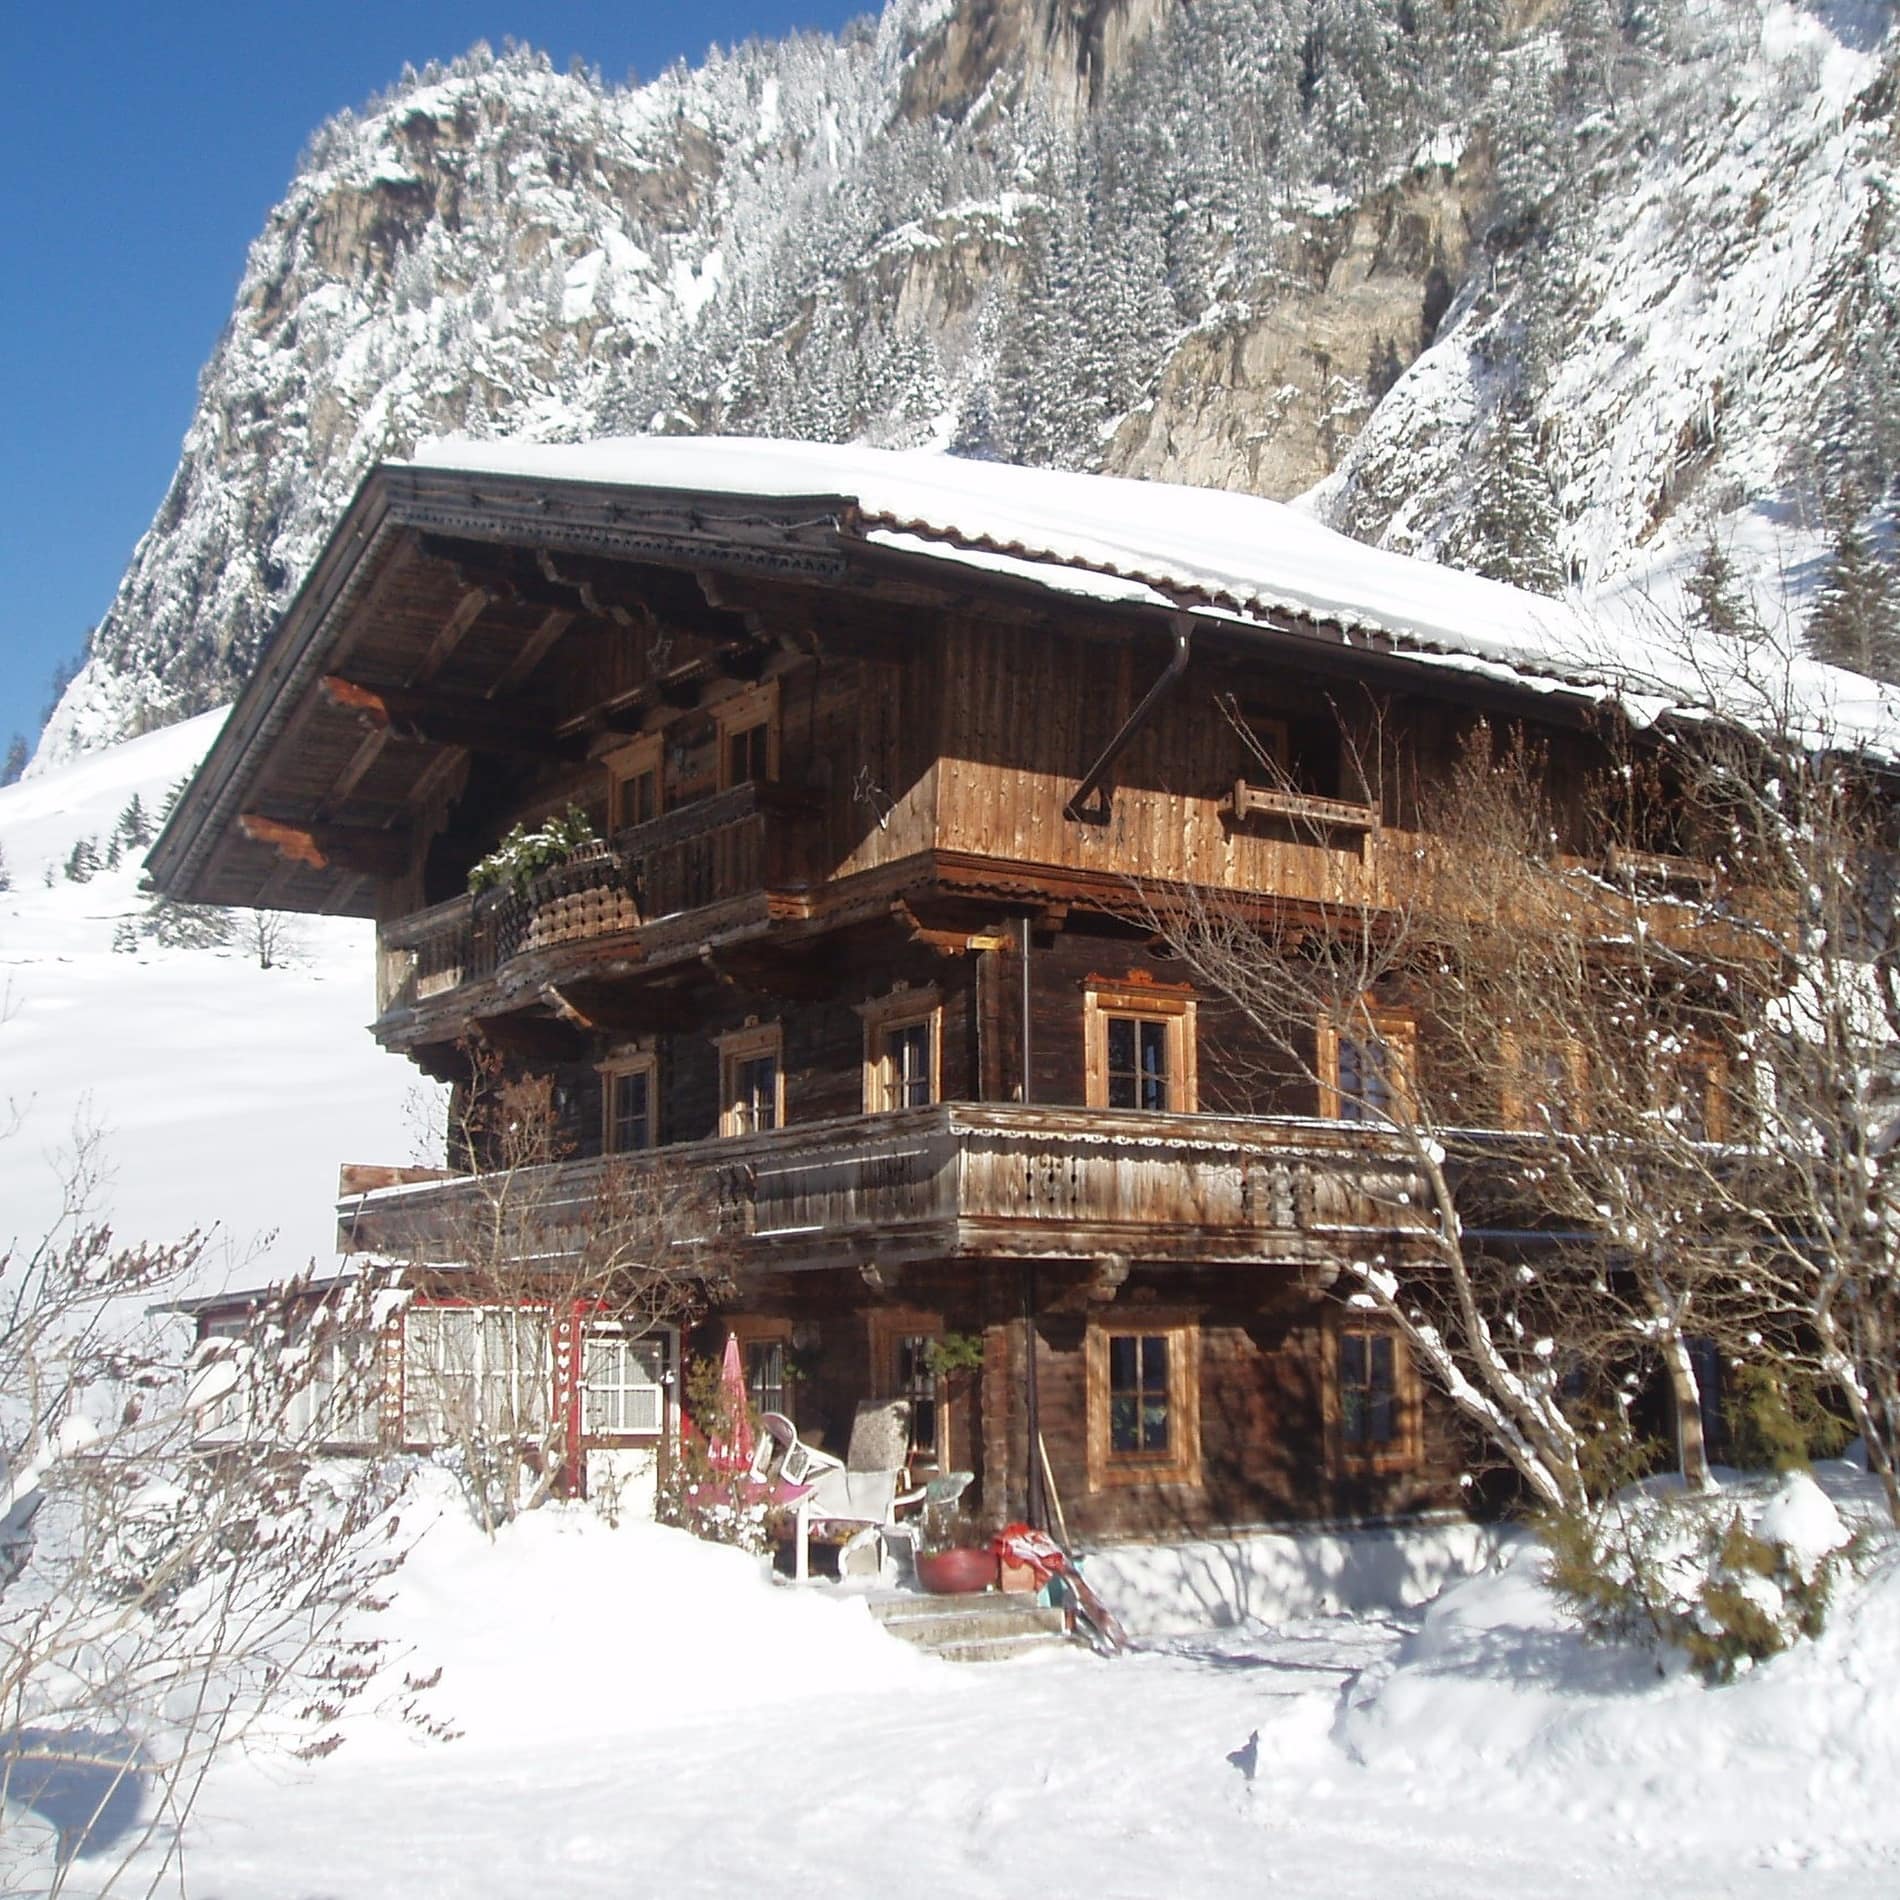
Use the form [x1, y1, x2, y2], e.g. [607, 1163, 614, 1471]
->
[706, 1332, 756, 1475]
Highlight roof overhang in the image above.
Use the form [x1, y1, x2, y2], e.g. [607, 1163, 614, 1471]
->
[145, 462, 859, 915]
[150, 439, 1900, 919]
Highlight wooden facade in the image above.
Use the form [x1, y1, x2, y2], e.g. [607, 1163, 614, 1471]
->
[152, 446, 1727, 1540]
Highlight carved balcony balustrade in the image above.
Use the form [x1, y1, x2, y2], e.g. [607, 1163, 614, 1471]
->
[335, 1103, 1435, 1280]
[373, 781, 825, 1027]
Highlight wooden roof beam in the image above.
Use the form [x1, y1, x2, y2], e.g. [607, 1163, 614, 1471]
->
[417, 533, 579, 612]
[321, 675, 586, 760]
[408, 583, 494, 687]
[238, 812, 411, 878]
[492, 609, 576, 697]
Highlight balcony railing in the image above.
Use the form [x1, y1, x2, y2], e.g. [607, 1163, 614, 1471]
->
[336, 1103, 1433, 1275]
[374, 782, 823, 1021]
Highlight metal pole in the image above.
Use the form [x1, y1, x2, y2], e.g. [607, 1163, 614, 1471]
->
[1023, 1263, 1047, 1531]
[1019, 914, 1032, 1106]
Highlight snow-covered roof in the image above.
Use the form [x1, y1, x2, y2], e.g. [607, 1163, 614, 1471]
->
[411, 436, 1900, 753]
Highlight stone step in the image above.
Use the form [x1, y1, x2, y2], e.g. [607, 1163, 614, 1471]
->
[867, 1589, 1072, 1660]
[927, 1629, 1074, 1664]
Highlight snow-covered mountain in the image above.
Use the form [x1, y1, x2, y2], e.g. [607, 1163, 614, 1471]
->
[34, 0, 1900, 766]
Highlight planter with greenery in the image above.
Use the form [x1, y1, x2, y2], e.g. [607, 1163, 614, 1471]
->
[467, 804, 604, 897]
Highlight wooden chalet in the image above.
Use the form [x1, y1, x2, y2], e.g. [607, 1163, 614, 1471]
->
[150, 439, 1755, 1540]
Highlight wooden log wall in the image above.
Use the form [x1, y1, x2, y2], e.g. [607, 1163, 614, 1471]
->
[688, 1257, 1466, 1540]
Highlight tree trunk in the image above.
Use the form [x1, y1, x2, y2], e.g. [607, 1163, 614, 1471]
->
[1662, 1330, 1714, 1493]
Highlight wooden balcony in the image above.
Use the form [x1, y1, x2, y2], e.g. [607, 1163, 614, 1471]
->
[374, 781, 824, 1026]
[335, 1103, 1432, 1277]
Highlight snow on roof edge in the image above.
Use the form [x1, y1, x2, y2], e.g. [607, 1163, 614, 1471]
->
[408, 435, 1900, 756]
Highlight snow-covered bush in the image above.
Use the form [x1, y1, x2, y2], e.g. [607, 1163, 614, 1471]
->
[1542, 1471, 1863, 1681]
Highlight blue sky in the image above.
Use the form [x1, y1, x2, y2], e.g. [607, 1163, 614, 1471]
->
[0, 2, 869, 758]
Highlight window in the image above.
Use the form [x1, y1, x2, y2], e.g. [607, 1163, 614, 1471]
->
[600, 1051, 657, 1152]
[1085, 1317, 1201, 1490]
[1330, 1324, 1419, 1471]
[714, 682, 779, 791]
[1084, 982, 1197, 1114]
[727, 721, 770, 787]
[403, 1305, 551, 1445]
[191, 1315, 250, 1443]
[1501, 1035, 1585, 1133]
[858, 987, 942, 1112]
[869, 1308, 945, 1466]
[1339, 1330, 1398, 1448]
[606, 734, 663, 834]
[1319, 1008, 1415, 1123]
[287, 1324, 380, 1446]
[748, 1339, 788, 1417]
[1109, 1333, 1172, 1455]
[1107, 1016, 1171, 1110]
[193, 1312, 379, 1447]
[719, 1023, 783, 1136]
[1238, 711, 1291, 778]
[1666, 1045, 1728, 1142]
[582, 1327, 671, 1437]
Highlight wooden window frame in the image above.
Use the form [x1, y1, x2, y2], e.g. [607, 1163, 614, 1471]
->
[718, 1021, 784, 1136]
[1669, 1042, 1731, 1143]
[599, 1047, 659, 1153]
[1317, 1005, 1416, 1123]
[1085, 1314, 1202, 1492]
[867, 1307, 946, 1469]
[604, 732, 664, 834]
[713, 680, 780, 792]
[1498, 1031, 1588, 1133]
[857, 985, 943, 1113]
[1325, 1320, 1422, 1475]
[1084, 981, 1197, 1114]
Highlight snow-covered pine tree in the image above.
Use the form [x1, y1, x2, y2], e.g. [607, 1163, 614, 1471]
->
[1445, 397, 1565, 594]
[1684, 535, 1759, 646]
[1807, 517, 1900, 681]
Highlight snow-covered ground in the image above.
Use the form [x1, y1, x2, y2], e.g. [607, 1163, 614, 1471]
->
[0, 708, 421, 1294]
[6, 722, 1899, 1895]
[110, 1464, 1898, 1898]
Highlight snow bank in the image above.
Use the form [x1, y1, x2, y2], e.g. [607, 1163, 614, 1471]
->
[1337, 1467, 1900, 1875]
[346, 1471, 933, 1756]
[1084, 1517, 1512, 1638]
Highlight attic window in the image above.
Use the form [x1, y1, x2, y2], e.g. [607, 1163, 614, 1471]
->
[606, 734, 663, 834]
[715, 681, 779, 791]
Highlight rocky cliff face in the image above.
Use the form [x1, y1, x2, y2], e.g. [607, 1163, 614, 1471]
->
[35, 0, 1899, 765]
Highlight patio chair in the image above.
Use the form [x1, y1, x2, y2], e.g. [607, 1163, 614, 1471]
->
[785, 1399, 927, 1583]
[879, 1468, 974, 1587]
